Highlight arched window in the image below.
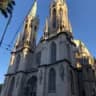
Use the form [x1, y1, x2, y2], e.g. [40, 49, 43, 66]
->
[59, 65, 64, 81]
[7, 77, 15, 96]
[66, 43, 71, 59]
[50, 42, 56, 63]
[36, 51, 41, 65]
[70, 71, 75, 94]
[15, 54, 20, 71]
[52, 8, 56, 28]
[34, 26, 37, 32]
[24, 76, 37, 96]
[59, 8, 63, 18]
[59, 8, 63, 31]
[48, 68, 56, 92]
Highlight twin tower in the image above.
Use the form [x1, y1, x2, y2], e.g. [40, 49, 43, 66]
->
[1, 0, 83, 96]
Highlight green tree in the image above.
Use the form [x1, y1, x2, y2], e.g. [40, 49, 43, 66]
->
[0, 0, 15, 18]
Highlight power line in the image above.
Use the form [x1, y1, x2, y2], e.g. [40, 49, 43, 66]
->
[0, 14, 12, 47]
[0, 45, 11, 52]
[0, 0, 35, 51]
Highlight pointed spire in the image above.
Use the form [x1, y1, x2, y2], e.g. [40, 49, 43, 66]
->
[44, 18, 48, 33]
[44, 18, 49, 39]
[53, 0, 65, 3]
[28, 0, 37, 19]
[68, 22, 72, 33]
[15, 32, 21, 47]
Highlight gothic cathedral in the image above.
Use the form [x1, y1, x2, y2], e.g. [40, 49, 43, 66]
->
[1, 0, 96, 96]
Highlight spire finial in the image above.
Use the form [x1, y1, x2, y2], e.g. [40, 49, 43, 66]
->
[53, 0, 65, 3]
[29, 0, 37, 18]
[44, 18, 48, 33]
[43, 18, 49, 39]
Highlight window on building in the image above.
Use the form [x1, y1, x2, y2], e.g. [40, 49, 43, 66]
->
[77, 70, 83, 95]
[7, 77, 15, 96]
[36, 51, 41, 65]
[82, 90, 86, 96]
[80, 57, 89, 65]
[50, 42, 56, 63]
[92, 88, 96, 96]
[48, 68, 56, 92]
[34, 26, 37, 32]
[15, 76, 20, 88]
[84, 57, 89, 64]
[30, 20, 33, 28]
[59, 65, 64, 81]
[70, 71, 75, 94]
[25, 23, 27, 29]
[52, 8, 56, 28]
[66, 43, 71, 59]
[15, 54, 20, 71]
[24, 76, 37, 96]
[59, 8, 63, 16]
[59, 8, 63, 31]
[22, 32, 26, 41]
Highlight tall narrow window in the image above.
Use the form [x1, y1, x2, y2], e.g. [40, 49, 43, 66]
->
[50, 42, 56, 63]
[70, 71, 75, 94]
[59, 8, 63, 17]
[52, 8, 56, 28]
[66, 44, 71, 59]
[48, 68, 56, 92]
[77, 70, 85, 96]
[59, 65, 64, 81]
[15, 54, 20, 71]
[59, 8, 63, 23]
[24, 76, 37, 96]
[7, 77, 15, 96]
[59, 8, 63, 31]
[36, 51, 41, 65]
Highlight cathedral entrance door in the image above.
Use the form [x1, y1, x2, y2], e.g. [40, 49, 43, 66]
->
[24, 76, 37, 96]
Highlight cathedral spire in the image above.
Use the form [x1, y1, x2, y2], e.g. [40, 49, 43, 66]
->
[21, 0, 39, 52]
[28, 0, 37, 19]
[15, 32, 21, 48]
[53, 0, 65, 3]
[44, 0, 72, 38]
[43, 18, 49, 39]
[14, 0, 39, 53]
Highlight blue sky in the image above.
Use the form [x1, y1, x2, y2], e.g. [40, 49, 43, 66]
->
[0, 0, 96, 84]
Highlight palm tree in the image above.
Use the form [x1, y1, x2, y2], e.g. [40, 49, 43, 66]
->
[0, 0, 15, 18]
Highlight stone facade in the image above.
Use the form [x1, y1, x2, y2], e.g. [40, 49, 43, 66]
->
[0, 0, 96, 96]
[0, 84, 3, 94]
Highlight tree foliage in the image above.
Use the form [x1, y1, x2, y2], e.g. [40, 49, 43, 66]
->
[0, 0, 16, 18]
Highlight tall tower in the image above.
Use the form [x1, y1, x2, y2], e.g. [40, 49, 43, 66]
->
[37, 1, 76, 96]
[43, 0, 72, 40]
[0, 0, 39, 96]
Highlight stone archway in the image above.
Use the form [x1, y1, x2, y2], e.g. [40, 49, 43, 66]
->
[24, 76, 37, 96]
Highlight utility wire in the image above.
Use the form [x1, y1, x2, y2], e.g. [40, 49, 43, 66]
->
[0, 41, 12, 51]
[0, 44, 11, 52]
[0, 14, 12, 47]
[0, 0, 34, 51]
